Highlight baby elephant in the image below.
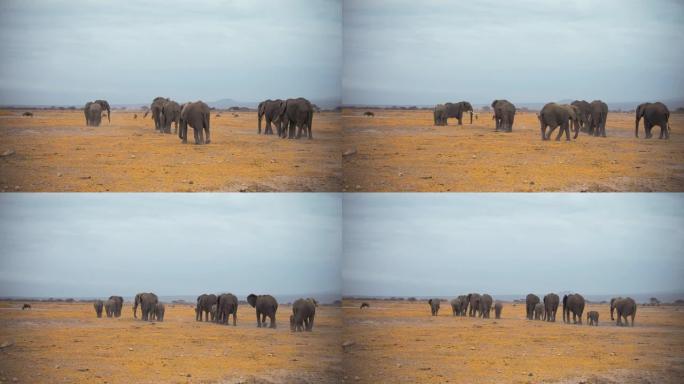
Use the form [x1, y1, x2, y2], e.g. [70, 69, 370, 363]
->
[428, 299, 440, 316]
[93, 300, 104, 318]
[494, 301, 503, 319]
[154, 303, 165, 321]
[534, 302, 545, 320]
[587, 311, 599, 326]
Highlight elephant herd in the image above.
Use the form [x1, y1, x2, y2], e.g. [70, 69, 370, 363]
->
[427, 293, 637, 327]
[91, 292, 318, 332]
[142, 97, 211, 144]
[257, 98, 314, 139]
[433, 99, 671, 140]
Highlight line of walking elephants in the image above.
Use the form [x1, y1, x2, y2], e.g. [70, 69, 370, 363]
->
[433, 100, 671, 140]
[82, 97, 315, 144]
[427, 293, 637, 327]
[91, 293, 318, 332]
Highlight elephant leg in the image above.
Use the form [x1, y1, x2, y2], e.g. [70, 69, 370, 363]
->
[266, 120, 272, 135]
[540, 122, 548, 141]
[204, 126, 211, 144]
[232, 312, 237, 326]
[256, 311, 262, 327]
[270, 314, 276, 328]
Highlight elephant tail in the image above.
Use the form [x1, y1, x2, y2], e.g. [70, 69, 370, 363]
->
[308, 109, 314, 136]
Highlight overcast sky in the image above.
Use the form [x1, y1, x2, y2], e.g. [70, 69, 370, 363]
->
[343, 0, 684, 105]
[0, 194, 341, 299]
[0, 0, 342, 105]
[343, 194, 684, 297]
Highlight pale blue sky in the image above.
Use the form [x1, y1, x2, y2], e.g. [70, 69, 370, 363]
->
[343, 0, 684, 105]
[343, 194, 684, 297]
[0, 194, 342, 298]
[0, 0, 342, 105]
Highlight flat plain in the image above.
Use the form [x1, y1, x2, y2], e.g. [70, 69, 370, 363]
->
[342, 109, 684, 192]
[0, 110, 341, 192]
[0, 301, 342, 383]
[342, 299, 684, 383]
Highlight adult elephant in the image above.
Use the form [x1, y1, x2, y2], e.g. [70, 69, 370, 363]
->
[258, 99, 284, 135]
[279, 98, 314, 139]
[433, 104, 447, 126]
[636, 102, 670, 139]
[571, 100, 592, 133]
[428, 298, 440, 316]
[108, 296, 123, 317]
[145, 97, 168, 131]
[467, 293, 481, 317]
[179, 101, 211, 144]
[93, 300, 104, 318]
[216, 293, 238, 326]
[104, 299, 115, 317]
[450, 296, 467, 316]
[534, 303, 545, 320]
[290, 298, 316, 332]
[526, 294, 540, 320]
[443, 101, 474, 125]
[479, 294, 493, 318]
[538, 103, 580, 141]
[491, 99, 516, 132]
[563, 293, 585, 324]
[588, 100, 608, 137]
[543, 293, 560, 322]
[196, 294, 218, 322]
[494, 302, 503, 319]
[160, 100, 181, 134]
[247, 294, 278, 328]
[84, 102, 103, 127]
[611, 297, 637, 326]
[133, 292, 159, 321]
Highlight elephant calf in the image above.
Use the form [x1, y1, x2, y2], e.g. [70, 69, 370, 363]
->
[494, 302, 503, 319]
[154, 303, 165, 322]
[587, 311, 599, 326]
[534, 302, 545, 320]
[428, 298, 440, 316]
[93, 300, 104, 318]
[290, 298, 316, 332]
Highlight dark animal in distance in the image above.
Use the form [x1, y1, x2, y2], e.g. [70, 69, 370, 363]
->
[22, 304, 31, 310]
[364, 111, 375, 117]
[360, 302, 370, 309]
[22, 111, 33, 117]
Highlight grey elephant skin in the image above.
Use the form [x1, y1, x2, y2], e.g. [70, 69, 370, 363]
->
[248, 294, 278, 328]
[93, 300, 104, 318]
[494, 301, 503, 319]
[491, 100, 516, 132]
[433, 104, 447, 126]
[636, 102, 670, 139]
[216, 293, 238, 326]
[160, 100, 181, 134]
[526, 294, 540, 320]
[467, 293, 481, 317]
[587, 311, 599, 326]
[428, 298, 440, 316]
[534, 302, 545, 320]
[588, 100, 608, 137]
[611, 297, 636, 326]
[104, 298, 116, 317]
[258, 99, 284, 135]
[108, 296, 123, 317]
[278, 98, 314, 139]
[196, 294, 218, 322]
[543, 293, 560, 322]
[563, 293, 585, 324]
[144, 97, 168, 131]
[538, 103, 581, 141]
[571, 100, 592, 133]
[179, 101, 211, 144]
[435, 101, 473, 126]
[479, 294, 493, 318]
[154, 302, 165, 321]
[84, 100, 110, 126]
[290, 298, 317, 332]
[133, 292, 159, 321]
[450, 296, 467, 316]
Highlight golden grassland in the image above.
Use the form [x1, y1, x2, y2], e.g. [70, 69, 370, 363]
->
[342, 109, 684, 191]
[342, 300, 684, 384]
[0, 301, 342, 383]
[0, 110, 341, 192]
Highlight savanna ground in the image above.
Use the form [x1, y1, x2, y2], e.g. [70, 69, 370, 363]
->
[342, 110, 684, 191]
[0, 301, 342, 384]
[0, 110, 341, 192]
[342, 300, 684, 384]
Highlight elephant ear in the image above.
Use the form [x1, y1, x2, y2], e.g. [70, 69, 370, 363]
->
[247, 294, 258, 308]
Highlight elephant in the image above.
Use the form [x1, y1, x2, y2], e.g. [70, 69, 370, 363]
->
[257, 99, 284, 135]
[571, 100, 592, 133]
[588, 100, 608, 137]
[104, 299, 115, 317]
[290, 298, 316, 332]
[196, 294, 218, 322]
[611, 297, 636, 326]
[456, 295, 468, 316]
[538, 103, 581, 141]
[491, 99, 516, 132]
[179, 101, 211, 144]
[562, 293, 585, 324]
[278, 98, 314, 139]
[93, 300, 104, 318]
[450, 296, 467, 316]
[247, 294, 278, 328]
[587, 311, 599, 326]
[22, 304, 31, 310]
[636, 102, 670, 139]
[494, 301, 503, 319]
[428, 298, 440, 316]
[433, 104, 447, 126]
[108, 296, 123, 317]
[160, 100, 181, 134]
[543, 293, 560, 322]
[534, 302, 545, 320]
[144, 97, 168, 131]
[216, 293, 238, 326]
[360, 302, 370, 309]
[84, 102, 103, 127]
[133, 292, 159, 321]
[364, 111, 375, 117]
[525, 294, 540, 320]
[479, 294, 493, 318]
[154, 302, 165, 322]
[443, 101, 474, 125]
[467, 293, 481, 317]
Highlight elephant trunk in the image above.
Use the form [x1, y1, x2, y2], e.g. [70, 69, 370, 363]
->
[258, 113, 263, 134]
[107, 108, 111, 123]
[469, 110, 473, 124]
[635, 115, 640, 138]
